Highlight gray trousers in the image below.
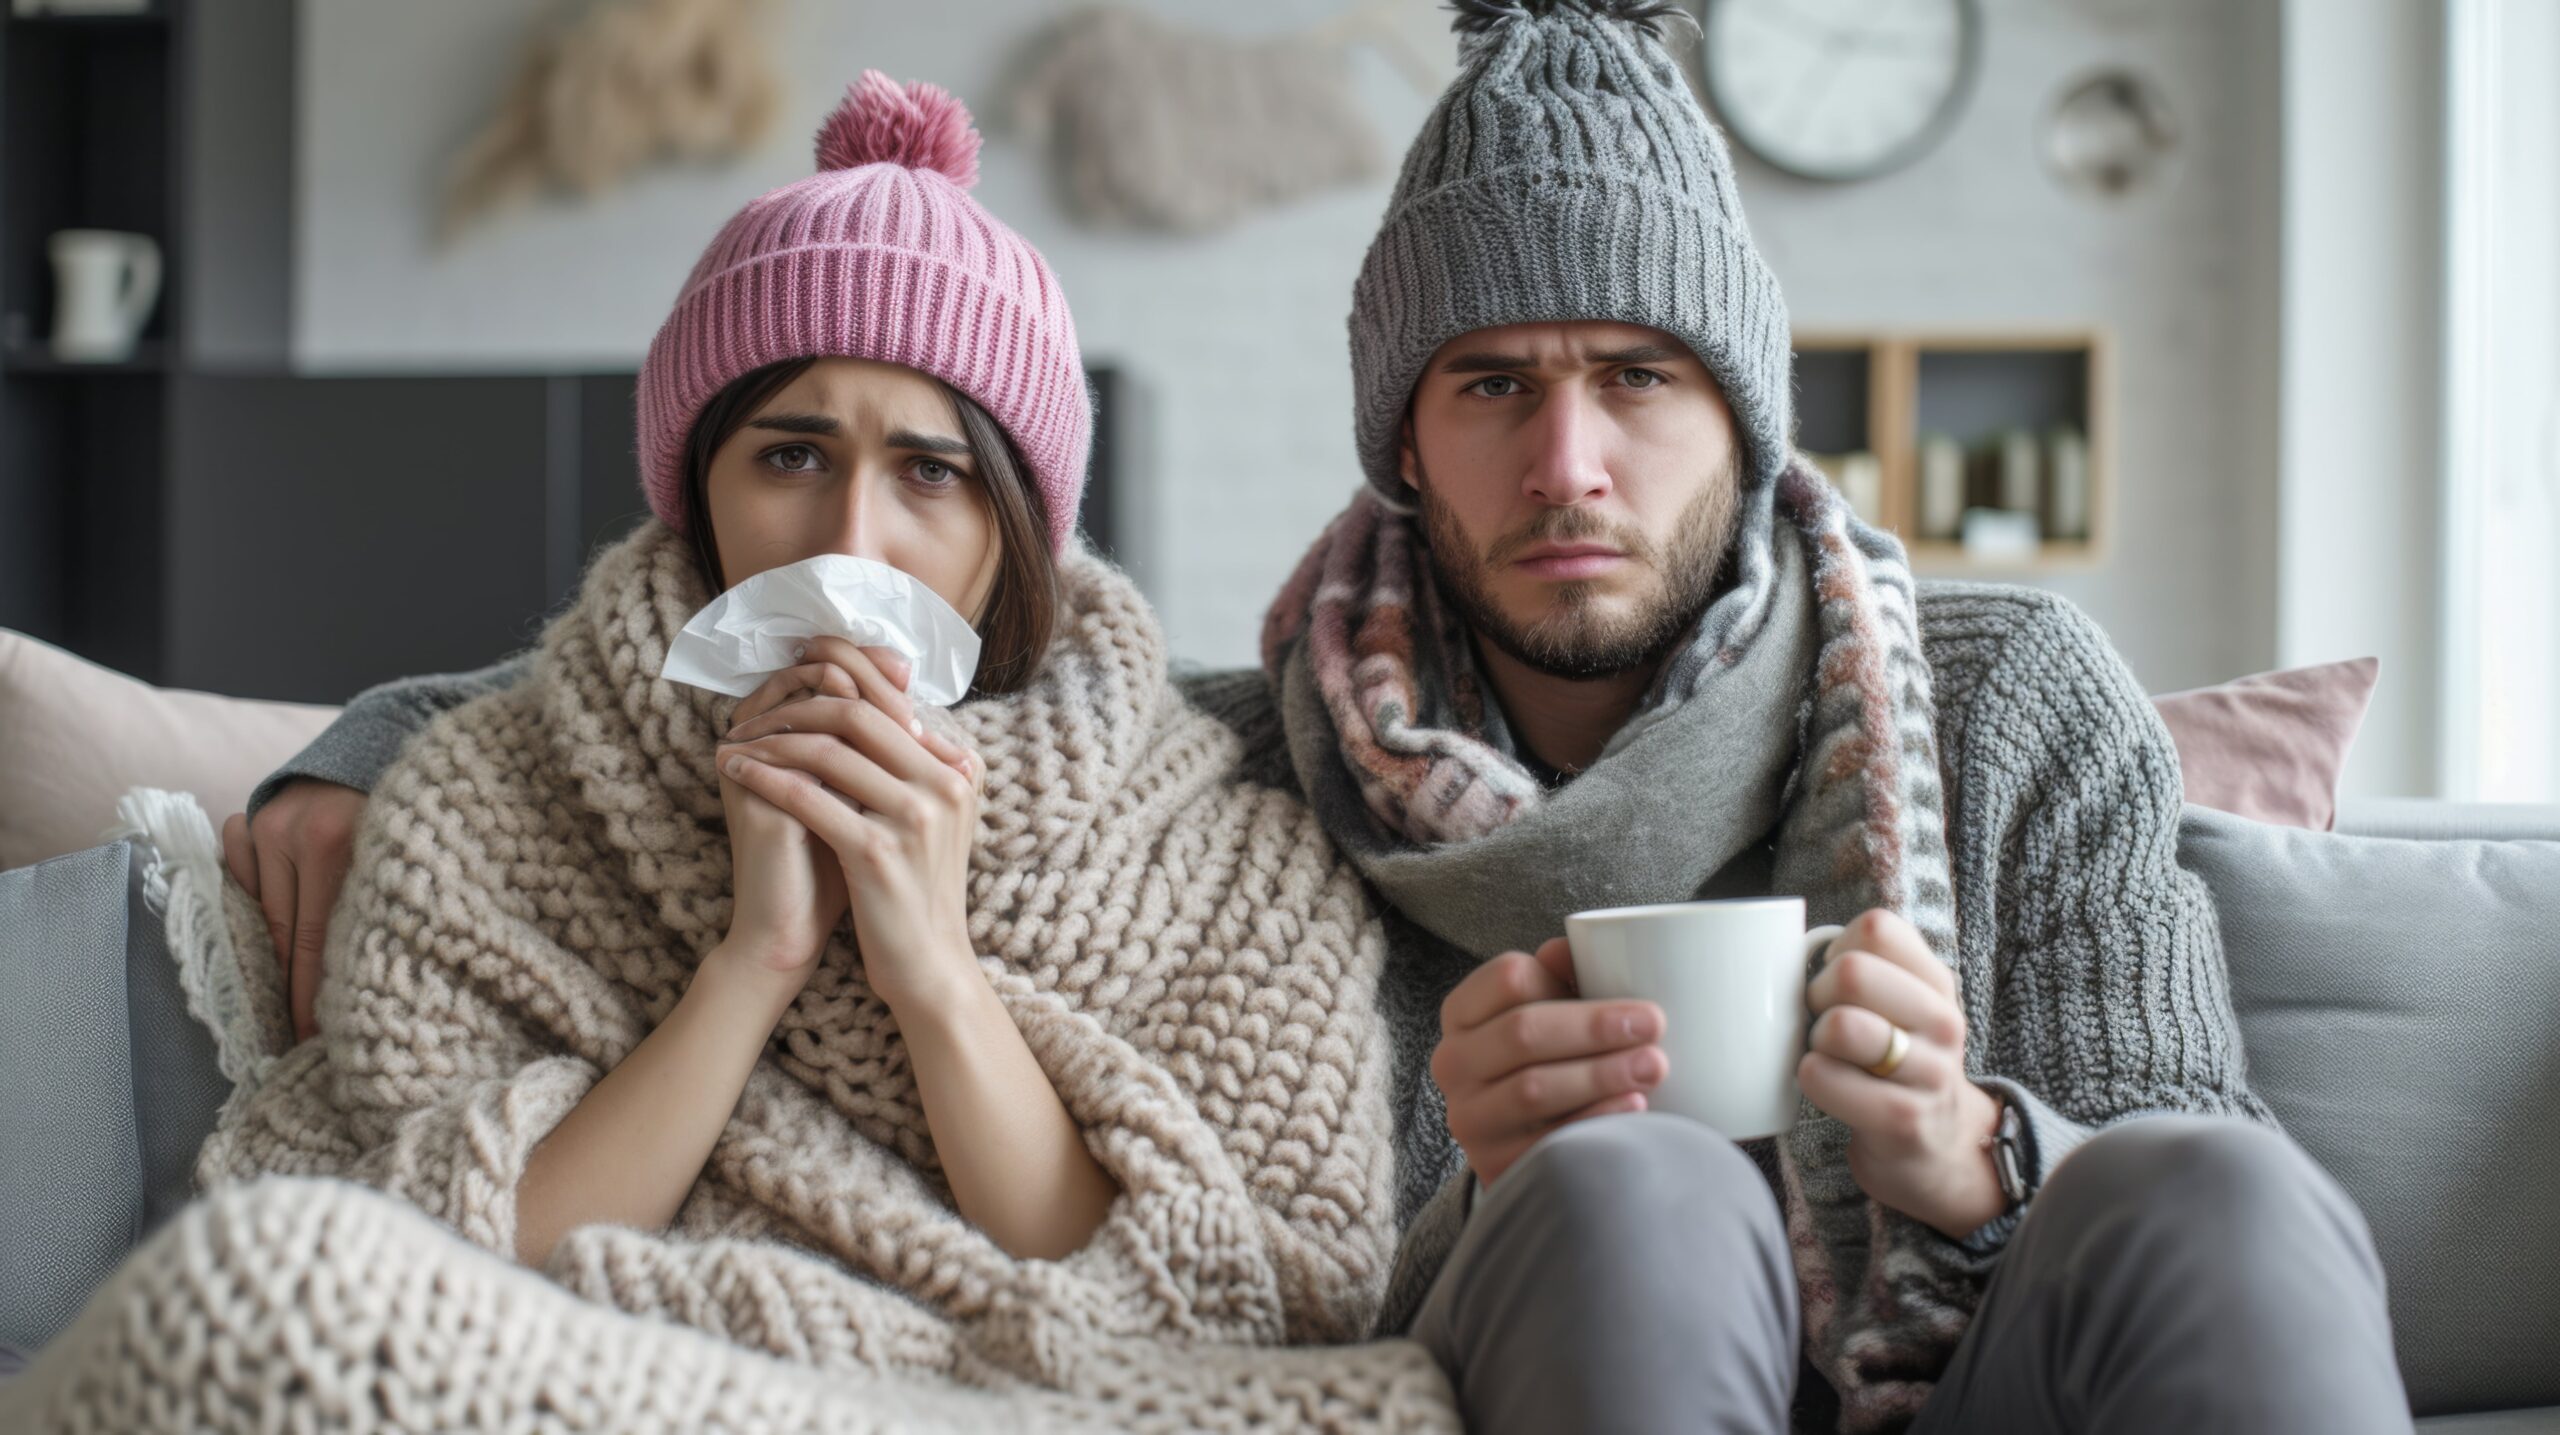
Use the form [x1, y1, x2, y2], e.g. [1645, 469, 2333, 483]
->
[1410, 1111, 2413, 1434]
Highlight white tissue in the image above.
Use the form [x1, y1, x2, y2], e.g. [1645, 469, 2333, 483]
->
[659, 553, 983, 707]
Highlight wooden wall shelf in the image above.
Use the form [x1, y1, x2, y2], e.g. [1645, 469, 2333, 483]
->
[1792, 327, 2114, 574]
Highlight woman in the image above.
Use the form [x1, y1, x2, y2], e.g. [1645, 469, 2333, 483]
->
[77, 72, 1434, 1427]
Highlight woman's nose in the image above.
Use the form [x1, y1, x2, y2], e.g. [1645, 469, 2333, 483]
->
[825, 480, 889, 564]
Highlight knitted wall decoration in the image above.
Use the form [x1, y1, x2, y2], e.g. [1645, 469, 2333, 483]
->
[439, 0, 782, 243]
[1013, 5, 1411, 234]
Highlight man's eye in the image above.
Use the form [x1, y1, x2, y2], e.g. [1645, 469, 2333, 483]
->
[1469, 376, 1522, 398]
[1620, 368, 1665, 389]
[764, 444, 822, 473]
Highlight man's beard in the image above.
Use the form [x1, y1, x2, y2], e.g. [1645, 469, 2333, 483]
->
[1414, 455, 1742, 682]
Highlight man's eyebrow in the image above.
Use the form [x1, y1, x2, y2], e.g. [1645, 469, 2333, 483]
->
[1587, 344, 1685, 366]
[1435, 344, 1688, 374]
[747, 413, 838, 436]
[1436, 350, 1537, 374]
[884, 428, 973, 457]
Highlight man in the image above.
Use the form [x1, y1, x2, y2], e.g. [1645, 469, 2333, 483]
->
[232, 3, 2409, 1430]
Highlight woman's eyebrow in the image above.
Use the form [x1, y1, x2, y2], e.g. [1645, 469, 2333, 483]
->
[885, 428, 973, 457]
[748, 413, 839, 436]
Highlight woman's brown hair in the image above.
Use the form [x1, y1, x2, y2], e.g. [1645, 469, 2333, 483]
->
[679, 358, 1059, 697]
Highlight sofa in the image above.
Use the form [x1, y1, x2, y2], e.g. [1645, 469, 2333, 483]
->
[2, 626, 2556, 1428]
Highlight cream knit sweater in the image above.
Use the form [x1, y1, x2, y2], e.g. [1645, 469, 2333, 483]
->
[3, 521, 1456, 1432]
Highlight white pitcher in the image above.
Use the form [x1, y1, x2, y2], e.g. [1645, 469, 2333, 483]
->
[48, 229, 161, 363]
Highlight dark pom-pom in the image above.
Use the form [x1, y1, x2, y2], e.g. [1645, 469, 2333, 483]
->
[813, 69, 981, 187]
[1446, 0, 1696, 41]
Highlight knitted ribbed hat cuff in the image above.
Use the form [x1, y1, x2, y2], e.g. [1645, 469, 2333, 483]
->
[639, 244, 1089, 555]
[1350, 171, 1792, 512]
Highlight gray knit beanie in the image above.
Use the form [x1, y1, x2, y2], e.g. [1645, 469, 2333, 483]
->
[1349, 0, 1793, 511]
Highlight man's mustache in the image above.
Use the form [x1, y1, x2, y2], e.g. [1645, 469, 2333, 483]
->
[1484, 509, 1657, 568]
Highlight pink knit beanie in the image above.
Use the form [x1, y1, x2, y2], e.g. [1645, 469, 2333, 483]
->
[636, 72, 1089, 554]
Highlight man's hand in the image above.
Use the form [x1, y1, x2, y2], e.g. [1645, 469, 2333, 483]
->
[221, 780, 369, 1044]
[1433, 936, 1669, 1188]
[1800, 909, 2008, 1240]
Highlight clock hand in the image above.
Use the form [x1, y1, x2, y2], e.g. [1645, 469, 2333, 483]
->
[1833, 26, 1957, 55]
[1785, 33, 1854, 140]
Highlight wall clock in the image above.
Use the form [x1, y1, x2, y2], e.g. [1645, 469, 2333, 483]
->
[1697, 0, 1983, 183]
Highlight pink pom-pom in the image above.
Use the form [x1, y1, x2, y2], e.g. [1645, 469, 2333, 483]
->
[813, 70, 981, 188]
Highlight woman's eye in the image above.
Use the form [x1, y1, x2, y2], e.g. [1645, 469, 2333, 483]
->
[909, 459, 962, 489]
[1619, 368, 1665, 390]
[1469, 375, 1522, 398]
[763, 444, 823, 474]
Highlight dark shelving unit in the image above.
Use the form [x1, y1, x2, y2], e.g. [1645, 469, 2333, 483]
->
[0, 0, 180, 679]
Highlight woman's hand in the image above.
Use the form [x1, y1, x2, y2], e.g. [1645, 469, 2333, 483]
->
[1799, 909, 2010, 1240]
[717, 636, 982, 1014]
[710, 653, 877, 987]
[222, 780, 369, 1043]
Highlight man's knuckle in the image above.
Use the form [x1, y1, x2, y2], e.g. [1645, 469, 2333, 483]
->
[1883, 1097, 1924, 1142]
[1833, 952, 1873, 1002]
[1512, 1068, 1548, 1111]
[1809, 1008, 1844, 1050]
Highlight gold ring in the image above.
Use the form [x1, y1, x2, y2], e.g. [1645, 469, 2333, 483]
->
[1865, 1022, 1910, 1080]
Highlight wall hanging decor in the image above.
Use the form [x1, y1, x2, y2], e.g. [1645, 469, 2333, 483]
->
[2040, 66, 2180, 199]
[1013, 2, 1432, 234]
[439, 0, 782, 243]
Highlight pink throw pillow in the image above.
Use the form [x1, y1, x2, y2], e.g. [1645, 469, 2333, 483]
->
[0, 629, 341, 869]
[2151, 657, 2381, 831]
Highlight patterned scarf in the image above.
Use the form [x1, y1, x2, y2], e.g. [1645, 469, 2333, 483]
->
[1264, 458, 1975, 1432]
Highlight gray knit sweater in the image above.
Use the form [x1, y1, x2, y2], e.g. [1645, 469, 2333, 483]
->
[255, 580, 2269, 1430]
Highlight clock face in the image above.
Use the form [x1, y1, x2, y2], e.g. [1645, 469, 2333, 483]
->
[1700, 0, 1980, 182]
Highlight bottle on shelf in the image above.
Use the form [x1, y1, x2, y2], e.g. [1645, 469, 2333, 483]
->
[1918, 432, 1966, 542]
[1996, 427, 2042, 523]
[2045, 424, 2091, 541]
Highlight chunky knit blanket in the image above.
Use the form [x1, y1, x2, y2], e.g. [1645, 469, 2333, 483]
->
[1264, 462, 1976, 1432]
[3, 521, 1457, 1433]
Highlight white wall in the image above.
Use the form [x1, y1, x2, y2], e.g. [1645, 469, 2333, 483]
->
[297, 0, 2286, 688]
[2276, 0, 2445, 797]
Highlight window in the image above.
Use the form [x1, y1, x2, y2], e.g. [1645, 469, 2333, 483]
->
[2441, 0, 2560, 800]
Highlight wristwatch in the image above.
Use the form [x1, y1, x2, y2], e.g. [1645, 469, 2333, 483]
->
[1988, 1095, 2031, 1211]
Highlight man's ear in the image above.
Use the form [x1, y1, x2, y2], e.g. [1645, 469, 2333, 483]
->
[1398, 417, 1421, 492]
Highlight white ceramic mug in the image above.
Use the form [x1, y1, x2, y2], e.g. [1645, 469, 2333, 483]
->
[48, 228, 160, 363]
[1564, 897, 1843, 1142]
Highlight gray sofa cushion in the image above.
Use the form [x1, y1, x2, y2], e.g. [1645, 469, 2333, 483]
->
[2338, 798, 2560, 844]
[2418, 1411, 2560, 1433]
[2181, 804, 2560, 1417]
[0, 840, 230, 1353]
